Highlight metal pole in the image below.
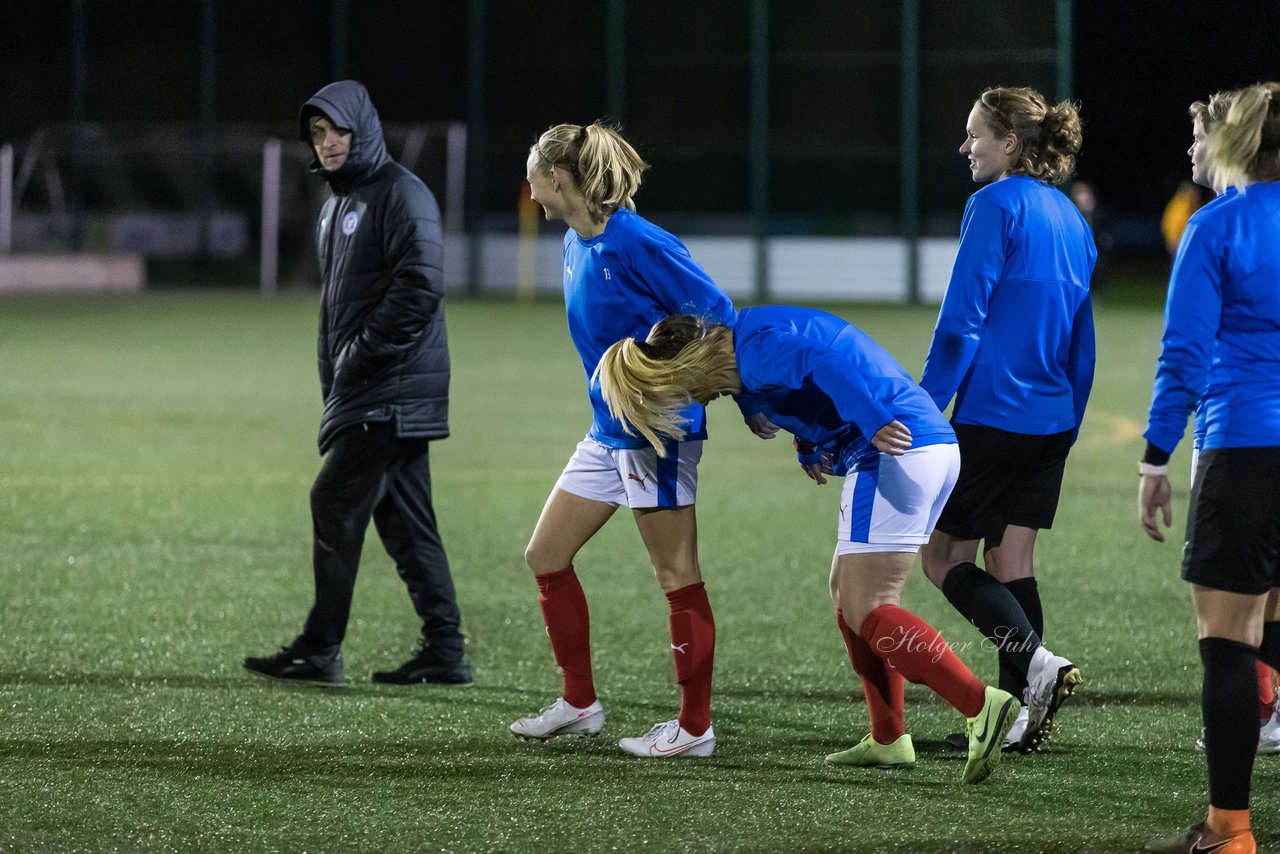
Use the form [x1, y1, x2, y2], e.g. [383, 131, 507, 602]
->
[197, 0, 217, 279]
[444, 123, 467, 235]
[1056, 0, 1074, 101]
[900, 0, 921, 304]
[749, 0, 769, 301]
[0, 145, 13, 254]
[70, 0, 88, 251]
[330, 0, 350, 80]
[606, 0, 626, 122]
[260, 139, 281, 295]
[464, 0, 488, 297]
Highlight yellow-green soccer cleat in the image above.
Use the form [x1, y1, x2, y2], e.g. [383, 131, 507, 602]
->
[963, 686, 1020, 784]
[825, 733, 916, 769]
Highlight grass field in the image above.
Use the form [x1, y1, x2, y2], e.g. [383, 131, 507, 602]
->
[0, 292, 1266, 852]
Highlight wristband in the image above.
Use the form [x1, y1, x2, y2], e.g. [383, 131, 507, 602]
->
[797, 450, 822, 467]
[1138, 461, 1169, 477]
[794, 437, 821, 467]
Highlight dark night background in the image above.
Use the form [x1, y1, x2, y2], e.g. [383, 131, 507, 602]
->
[2, 0, 1279, 255]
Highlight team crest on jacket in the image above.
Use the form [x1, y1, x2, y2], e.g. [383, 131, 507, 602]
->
[342, 212, 360, 235]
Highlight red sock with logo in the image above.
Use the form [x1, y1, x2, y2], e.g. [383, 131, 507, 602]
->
[668, 582, 715, 736]
[536, 565, 595, 709]
[860, 604, 985, 718]
[836, 605, 905, 743]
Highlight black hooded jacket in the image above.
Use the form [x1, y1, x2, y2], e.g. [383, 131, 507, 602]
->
[300, 80, 449, 453]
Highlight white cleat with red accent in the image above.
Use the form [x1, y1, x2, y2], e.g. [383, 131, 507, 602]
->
[618, 719, 715, 758]
[510, 697, 604, 740]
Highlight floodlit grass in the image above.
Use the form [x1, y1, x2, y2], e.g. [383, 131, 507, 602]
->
[0, 292, 1265, 852]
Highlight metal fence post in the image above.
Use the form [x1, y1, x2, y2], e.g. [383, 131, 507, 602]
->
[260, 139, 282, 295]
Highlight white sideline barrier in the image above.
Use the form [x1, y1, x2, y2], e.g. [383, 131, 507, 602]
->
[0, 254, 145, 292]
[445, 234, 959, 303]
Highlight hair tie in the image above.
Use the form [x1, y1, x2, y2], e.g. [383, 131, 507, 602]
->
[578, 125, 589, 143]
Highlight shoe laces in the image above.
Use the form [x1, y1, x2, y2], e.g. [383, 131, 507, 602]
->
[537, 699, 568, 718]
[642, 720, 681, 742]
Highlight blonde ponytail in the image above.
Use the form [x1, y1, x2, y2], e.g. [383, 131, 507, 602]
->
[594, 317, 736, 456]
[529, 121, 649, 218]
[577, 125, 647, 216]
[1206, 82, 1280, 190]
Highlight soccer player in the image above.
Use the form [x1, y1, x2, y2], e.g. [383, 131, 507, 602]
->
[1184, 89, 1280, 758]
[1140, 81, 1280, 854]
[918, 86, 1094, 753]
[509, 122, 773, 758]
[597, 308, 1021, 784]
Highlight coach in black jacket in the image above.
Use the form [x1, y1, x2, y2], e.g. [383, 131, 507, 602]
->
[245, 80, 470, 686]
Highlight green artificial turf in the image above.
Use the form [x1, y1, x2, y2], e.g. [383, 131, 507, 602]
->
[0, 293, 1263, 852]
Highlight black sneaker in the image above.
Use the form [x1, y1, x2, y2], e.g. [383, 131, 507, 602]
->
[372, 640, 472, 686]
[244, 641, 344, 686]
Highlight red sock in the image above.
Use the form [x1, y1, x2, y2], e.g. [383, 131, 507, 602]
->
[836, 606, 904, 743]
[860, 604, 985, 718]
[1257, 661, 1275, 722]
[667, 582, 715, 736]
[536, 565, 595, 708]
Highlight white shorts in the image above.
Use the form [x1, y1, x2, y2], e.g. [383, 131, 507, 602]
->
[554, 436, 701, 509]
[836, 443, 961, 555]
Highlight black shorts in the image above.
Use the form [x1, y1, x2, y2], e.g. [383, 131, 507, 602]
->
[934, 424, 1073, 548]
[1182, 447, 1280, 595]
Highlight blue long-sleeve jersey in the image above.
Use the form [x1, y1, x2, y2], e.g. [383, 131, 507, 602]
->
[1188, 188, 1238, 452]
[564, 208, 737, 449]
[734, 306, 955, 473]
[1146, 182, 1280, 455]
[921, 176, 1097, 438]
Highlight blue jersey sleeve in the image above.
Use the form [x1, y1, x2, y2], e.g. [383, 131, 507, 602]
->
[920, 196, 1009, 412]
[629, 237, 736, 325]
[743, 328, 896, 443]
[1144, 220, 1223, 455]
[624, 232, 762, 425]
[1067, 295, 1096, 443]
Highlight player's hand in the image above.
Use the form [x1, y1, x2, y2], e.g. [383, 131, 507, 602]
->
[795, 438, 826, 485]
[744, 411, 780, 440]
[801, 460, 827, 486]
[872, 421, 912, 456]
[1139, 473, 1173, 542]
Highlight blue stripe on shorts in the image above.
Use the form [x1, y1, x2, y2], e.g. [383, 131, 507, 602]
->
[657, 441, 680, 508]
[848, 454, 880, 543]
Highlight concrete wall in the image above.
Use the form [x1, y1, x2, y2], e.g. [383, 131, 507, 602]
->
[443, 234, 957, 302]
[0, 254, 145, 292]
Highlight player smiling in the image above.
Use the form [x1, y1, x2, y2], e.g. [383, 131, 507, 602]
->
[509, 122, 772, 758]
[919, 86, 1094, 753]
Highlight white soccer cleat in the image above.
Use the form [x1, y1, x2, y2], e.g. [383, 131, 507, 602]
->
[1022, 645, 1082, 750]
[510, 697, 604, 741]
[1002, 705, 1031, 753]
[1259, 710, 1280, 754]
[1195, 709, 1280, 754]
[618, 719, 715, 758]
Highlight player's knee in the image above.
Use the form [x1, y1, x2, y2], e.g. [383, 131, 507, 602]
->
[524, 541, 561, 575]
[920, 556, 952, 590]
[652, 561, 700, 592]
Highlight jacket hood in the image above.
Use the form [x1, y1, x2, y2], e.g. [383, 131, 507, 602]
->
[299, 80, 392, 193]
